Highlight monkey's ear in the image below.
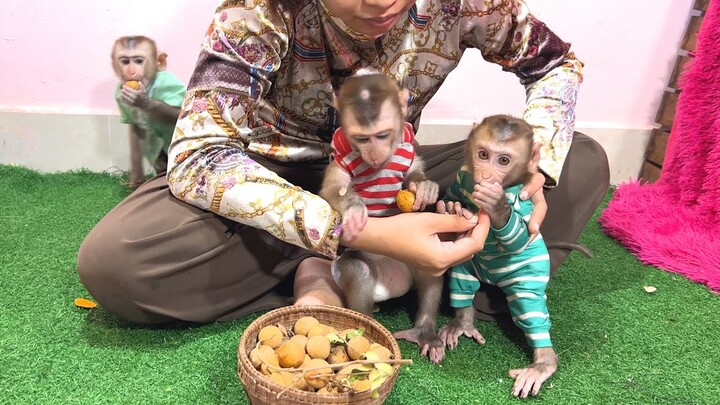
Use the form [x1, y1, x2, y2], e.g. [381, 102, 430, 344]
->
[399, 88, 410, 118]
[157, 52, 168, 71]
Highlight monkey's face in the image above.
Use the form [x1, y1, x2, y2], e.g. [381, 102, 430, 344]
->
[343, 98, 404, 169]
[322, 0, 415, 38]
[470, 135, 531, 188]
[113, 41, 158, 87]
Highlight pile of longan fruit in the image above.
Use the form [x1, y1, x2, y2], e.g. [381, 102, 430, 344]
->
[248, 315, 396, 394]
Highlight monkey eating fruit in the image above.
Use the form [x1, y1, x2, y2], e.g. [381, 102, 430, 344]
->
[125, 80, 141, 90]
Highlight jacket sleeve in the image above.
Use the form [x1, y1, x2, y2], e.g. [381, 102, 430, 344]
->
[462, 0, 584, 186]
[166, 1, 342, 258]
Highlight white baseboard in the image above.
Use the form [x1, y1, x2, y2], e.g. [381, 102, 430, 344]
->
[0, 111, 651, 185]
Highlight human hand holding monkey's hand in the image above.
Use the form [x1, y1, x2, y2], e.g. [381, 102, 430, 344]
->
[121, 81, 150, 108]
[343, 212, 490, 276]
[472, 181, 511, 229]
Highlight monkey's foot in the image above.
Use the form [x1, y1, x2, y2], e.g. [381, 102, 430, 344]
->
[508, 347, 558, 398]
[394, 327, 446, 364]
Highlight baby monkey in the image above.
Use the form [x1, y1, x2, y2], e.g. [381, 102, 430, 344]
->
[436, 115, 557, 398]
[319, 72, 447, 362]
[111, 36, 186, 189]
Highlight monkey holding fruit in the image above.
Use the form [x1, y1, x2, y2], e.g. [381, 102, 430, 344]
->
[436, 115, 556, 398]
[319, 72, 448, 362]
[112, 36, 186, 189]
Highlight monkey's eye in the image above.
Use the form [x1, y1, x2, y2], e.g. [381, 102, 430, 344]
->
[354, 137, 370, 144]
[133, 57, 145, 65]
[375, 132, 390, 140]
[118, 58, 131, 66]
[498, 156, 511, 166]
[477, 150, 489, 160]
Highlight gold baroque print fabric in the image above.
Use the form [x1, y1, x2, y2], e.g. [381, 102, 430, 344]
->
[167, 0, 583, 257]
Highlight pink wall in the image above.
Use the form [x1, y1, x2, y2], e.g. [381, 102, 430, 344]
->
[0, 0, 217, 113]
[0, 0, 694, 129]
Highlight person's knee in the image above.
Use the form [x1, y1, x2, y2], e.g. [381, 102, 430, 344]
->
[573, 132, 610, 189]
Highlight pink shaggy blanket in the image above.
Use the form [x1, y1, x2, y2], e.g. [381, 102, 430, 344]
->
[598, 0, 720, 293]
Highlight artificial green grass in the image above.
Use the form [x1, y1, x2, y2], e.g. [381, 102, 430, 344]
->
[1, 164, 718, 404]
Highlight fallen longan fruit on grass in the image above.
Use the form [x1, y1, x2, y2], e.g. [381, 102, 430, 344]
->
[396, 189, 415, 213]
[125, 80, 141, 90]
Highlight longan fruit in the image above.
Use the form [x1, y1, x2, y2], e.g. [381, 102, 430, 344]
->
[346, 335, 371, 360]
[327, 345, 349, 364]
[276, 340, 306, 368]
[249, 344, 276, 369]
[306, 335, 331, 360]
[293, 316, 320, 336]
[396, 189, 416, 213]
[289, 334, 308, 350]
[268, 371, 295, 387]
[301, 354, 312, 368]
[369, 343, 393, 361]
[258, 325, 284, 348]
[259, 349, 279, 375]
[350, 378, 372, 392]
[125, 80, 141, 90]
[306, 323, 331, 339]
[303, 358, 332, 389]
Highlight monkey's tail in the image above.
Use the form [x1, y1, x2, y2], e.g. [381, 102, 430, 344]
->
[544, 241, 594, 259]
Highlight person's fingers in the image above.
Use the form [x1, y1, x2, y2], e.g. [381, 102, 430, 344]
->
[437, 213, 490, 267]
[520, 172, 545, 201]
[528, 188, 547, 238]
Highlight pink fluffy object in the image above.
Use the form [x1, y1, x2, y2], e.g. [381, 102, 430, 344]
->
[598, 0, 720, 293]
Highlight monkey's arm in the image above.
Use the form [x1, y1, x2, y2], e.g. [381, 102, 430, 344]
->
[491, 191, 538, 254]
[463, 0, 582, 187]
[319, 161, 363, 214]
[404, 156, 438, 211]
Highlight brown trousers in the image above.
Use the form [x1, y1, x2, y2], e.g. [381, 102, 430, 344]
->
[77, 133, 609, 324]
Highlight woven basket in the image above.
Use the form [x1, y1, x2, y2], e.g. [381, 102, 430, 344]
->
[238, 305, 403, 405]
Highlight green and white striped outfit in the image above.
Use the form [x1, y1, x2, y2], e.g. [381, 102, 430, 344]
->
[445, 168, 552, 348]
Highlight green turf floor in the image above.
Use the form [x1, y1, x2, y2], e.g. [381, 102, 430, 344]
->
[1, 164, 718, 404]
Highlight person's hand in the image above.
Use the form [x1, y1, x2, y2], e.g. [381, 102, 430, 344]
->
[344, 211, 491, 276]
[519, 172, 547, 240]
[121, 82, 149, 108]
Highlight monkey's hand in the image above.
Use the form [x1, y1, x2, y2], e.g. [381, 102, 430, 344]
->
[341, 204, 368, 242]
[438, 307, 486, 349]
[408, 180, 439, 211]
[436, 201, 477, 240]
[121, 82, 150, 108]
[472, 181, 510, 229]
[509, 347, 558, 398]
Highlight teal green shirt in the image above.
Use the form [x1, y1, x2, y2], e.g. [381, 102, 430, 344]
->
[115, 70, 186, 165]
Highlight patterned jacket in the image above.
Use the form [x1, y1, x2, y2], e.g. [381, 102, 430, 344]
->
[167, 0, 583, 258]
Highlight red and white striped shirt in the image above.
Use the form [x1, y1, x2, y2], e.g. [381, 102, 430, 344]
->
[331, 122, 416, 216]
